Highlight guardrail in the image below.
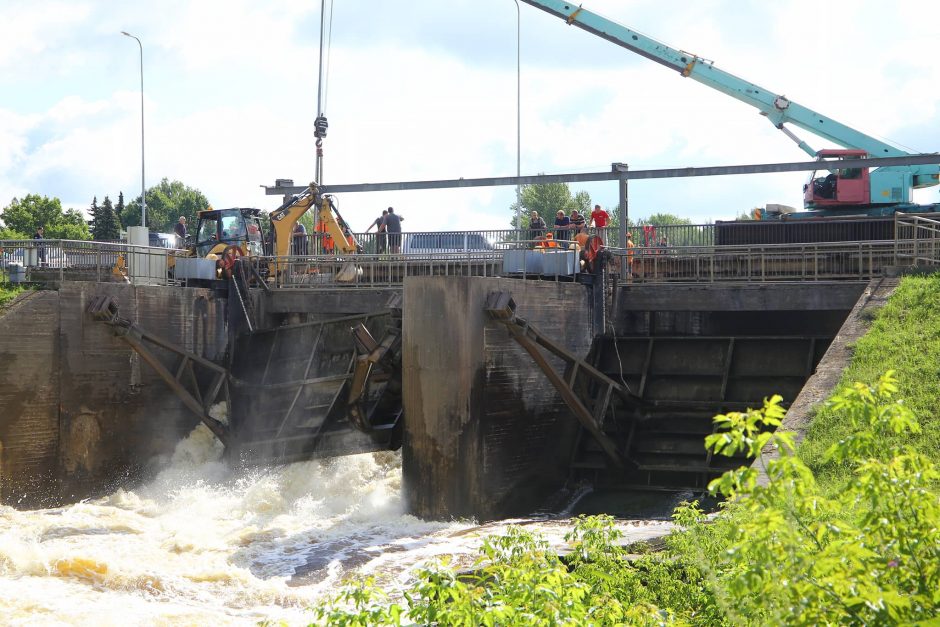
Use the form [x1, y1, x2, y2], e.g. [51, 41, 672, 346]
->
[895, 213, 940, 268]
[248, 252, 507, 289]
[621, 240, 899, 283]
[4, 220, 939, 289]
[0, 239, 184, 286]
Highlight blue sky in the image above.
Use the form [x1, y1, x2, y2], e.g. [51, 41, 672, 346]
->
[2, 0, 938, 231]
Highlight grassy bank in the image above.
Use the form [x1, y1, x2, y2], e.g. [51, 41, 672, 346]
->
[0, 282, 27, 309]
[799, 273, 940, 494]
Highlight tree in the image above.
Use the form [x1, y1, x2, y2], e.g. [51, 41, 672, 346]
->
[115, 192, 126, 232]
[122, 178, 210, 233]
[93, 196, 121, 241]
[632, 212, 709, 247]
[89, 196, 100, 238]
[1, 194, 90, 240]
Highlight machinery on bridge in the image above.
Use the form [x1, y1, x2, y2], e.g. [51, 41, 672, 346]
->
[189, 182, 360, 279]
[521, 0, 940, 219]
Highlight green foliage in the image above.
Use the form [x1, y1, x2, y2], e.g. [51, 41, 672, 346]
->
[1, 194, 90, 240]
[122, 178, 210, 232]
[91, 196, 122, 241]
[637, 213, 693, 227]
[799, 274, 940, 493]
[0, 284, 28, 309]
[311, 520, 674, 626]
[671, 372, 940, 625]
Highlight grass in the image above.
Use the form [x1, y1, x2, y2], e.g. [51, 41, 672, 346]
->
[0, 282, 28, 310]
[798, 273, 940, 495]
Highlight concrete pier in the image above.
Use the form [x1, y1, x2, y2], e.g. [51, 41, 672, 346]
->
[402, 276, 595, 521]
[0, 282, 227, 507]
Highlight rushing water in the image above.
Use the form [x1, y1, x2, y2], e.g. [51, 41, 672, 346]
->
[0, 422, 672, 626]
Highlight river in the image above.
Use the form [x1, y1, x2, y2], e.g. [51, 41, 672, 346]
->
[0, 423, 673, 626]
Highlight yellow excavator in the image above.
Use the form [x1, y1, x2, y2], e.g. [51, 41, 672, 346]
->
[190, 182, 359, 278]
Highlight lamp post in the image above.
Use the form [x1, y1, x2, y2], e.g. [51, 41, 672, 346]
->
[121, 31, 146, 228]
[513, 0, 521, 235]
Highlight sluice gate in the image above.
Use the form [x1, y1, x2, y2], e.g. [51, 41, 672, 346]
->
[228, 311, 403, 465]
[86, 293, 404, 467]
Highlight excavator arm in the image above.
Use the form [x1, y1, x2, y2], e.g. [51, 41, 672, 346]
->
[520, 1, 940, 196]
[269, 183, 361, 256]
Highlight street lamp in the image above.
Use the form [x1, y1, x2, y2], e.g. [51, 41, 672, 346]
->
[121, 31, 146, 228]
[513, 0, 521, 234]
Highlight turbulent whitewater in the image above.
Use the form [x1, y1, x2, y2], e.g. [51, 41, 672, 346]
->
[0, 422, 671, 626]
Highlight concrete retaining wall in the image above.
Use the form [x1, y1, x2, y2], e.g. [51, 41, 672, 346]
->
[0, 282, 227, 507]
[402, 276, 594, 521]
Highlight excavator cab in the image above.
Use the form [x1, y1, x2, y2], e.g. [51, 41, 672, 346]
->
[804, 150, 871, 208]
[194, 208, 266, 258]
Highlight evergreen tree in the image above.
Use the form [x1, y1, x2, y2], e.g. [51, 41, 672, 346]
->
[96, 196, 121, 242]
[115, 192, 126, 231]
[89, 196, 100, 239]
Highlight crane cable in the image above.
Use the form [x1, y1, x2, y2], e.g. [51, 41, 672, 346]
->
[315, 0, 335, 182]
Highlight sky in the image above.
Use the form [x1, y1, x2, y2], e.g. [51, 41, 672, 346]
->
[2, 0, 939, 232]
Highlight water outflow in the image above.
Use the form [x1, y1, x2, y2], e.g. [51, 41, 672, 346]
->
[0, 417, 673, 625]
[0, 420, 465, 625]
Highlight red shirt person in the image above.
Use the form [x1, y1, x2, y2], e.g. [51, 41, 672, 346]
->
[590, 204, 610, 228]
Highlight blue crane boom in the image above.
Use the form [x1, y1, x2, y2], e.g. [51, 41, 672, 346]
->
[521, 0, 940, 212]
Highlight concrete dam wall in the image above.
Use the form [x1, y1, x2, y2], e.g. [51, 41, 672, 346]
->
[0, 282, 227, 507]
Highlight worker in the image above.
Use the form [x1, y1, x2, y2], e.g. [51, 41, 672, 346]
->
[366, 209, 388, 254]
[554, 210, 570, 244]
[536, 232, 558, 248]
[174, 216, 187, 247]
[33, 226, 45, 265]
[293, 221, 308, 255]
[384, 207, 404, 254]
[590, 204, 609, 229]
[574, 230, 590, 249]
[528, 211, 546, 247]
[314, 219, 333, 254]
[570, 210, 586, 235]
[626, 231, 635, 279]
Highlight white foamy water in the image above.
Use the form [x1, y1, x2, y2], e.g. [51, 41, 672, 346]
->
[0, 422, 672, 626]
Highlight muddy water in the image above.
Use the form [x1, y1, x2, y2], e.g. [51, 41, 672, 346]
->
[0, 424, 672, 626]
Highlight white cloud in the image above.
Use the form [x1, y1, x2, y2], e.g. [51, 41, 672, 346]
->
[1, 0, 938, 228]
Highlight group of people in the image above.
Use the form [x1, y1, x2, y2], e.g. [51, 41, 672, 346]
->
[365, 207, 404, 254]
[528, 204, 610, 247]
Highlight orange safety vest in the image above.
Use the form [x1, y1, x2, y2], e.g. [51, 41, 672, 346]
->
[315, 220, 334, 252]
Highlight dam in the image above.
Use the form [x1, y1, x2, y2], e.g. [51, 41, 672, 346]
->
[3, 216, 933, 519]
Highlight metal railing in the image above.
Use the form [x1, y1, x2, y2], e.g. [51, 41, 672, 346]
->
[0, 239, 185, 286]
[250, 252, 506, 289]
[619, 240, 899, 283]
[4, 216, 940, 289]
[895, 213, 940, 267]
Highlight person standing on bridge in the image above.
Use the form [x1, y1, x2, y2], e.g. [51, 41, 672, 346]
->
[33, 226, 45, 266]
[174, 216, 187, 248]
[590, 204, 609, 230]
[528, 211, 546, 247]
[554, 210, 570, 245]
[384, 207, 404, 254]
[366, 209, 388, 254]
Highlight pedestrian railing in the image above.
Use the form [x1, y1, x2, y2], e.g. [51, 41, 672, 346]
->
[3, 221, 938, 289]
[248, 252, 506, 289]
[894, 213, 940, 268]
[617, 240, 899, 284]
[0, 239, 186, 286]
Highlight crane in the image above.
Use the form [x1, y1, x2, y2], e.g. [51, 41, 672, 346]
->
[520, 0, 940, 218]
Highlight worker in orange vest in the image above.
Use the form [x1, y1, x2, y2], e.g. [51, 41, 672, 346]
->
[626, 232, 635, 279]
